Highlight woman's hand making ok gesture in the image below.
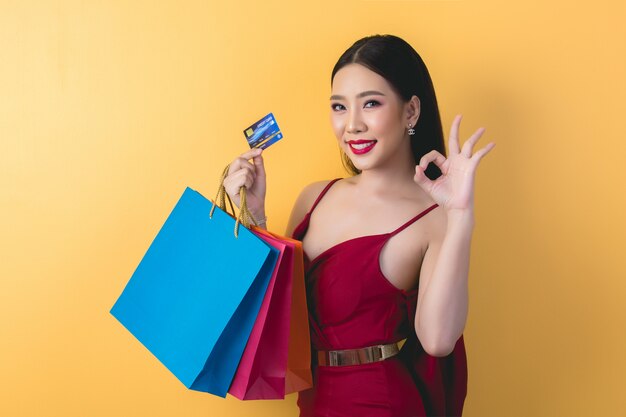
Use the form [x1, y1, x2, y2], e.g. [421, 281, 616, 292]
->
[413, 114, 495, 213]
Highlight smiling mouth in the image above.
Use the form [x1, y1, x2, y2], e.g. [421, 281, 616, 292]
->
[346, 139, 377, 144]
[349, 141, 376, 149]
[346, 140, 377, 154]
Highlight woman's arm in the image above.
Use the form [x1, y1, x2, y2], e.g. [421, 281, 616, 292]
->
[411, 114, 494, 357]
[414, 209, 474, 357]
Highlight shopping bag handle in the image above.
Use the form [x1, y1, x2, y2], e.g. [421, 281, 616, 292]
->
[209, 163, 262, 238]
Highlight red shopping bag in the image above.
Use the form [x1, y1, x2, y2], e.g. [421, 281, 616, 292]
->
[227, 229, 293, 399]
[262, 233, 313, 395]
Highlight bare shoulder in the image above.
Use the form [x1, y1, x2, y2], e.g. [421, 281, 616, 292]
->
[284, 179, 335, 238]
[420, 201, 448, 247]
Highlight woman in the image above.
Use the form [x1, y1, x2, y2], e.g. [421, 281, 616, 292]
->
[224, 34, 495, 417]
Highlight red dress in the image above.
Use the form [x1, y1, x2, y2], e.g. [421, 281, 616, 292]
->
[291, 178, 468, 417]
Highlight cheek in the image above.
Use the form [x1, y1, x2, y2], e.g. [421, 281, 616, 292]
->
[366, 113, 393, 133]
[330, 115, 344, 137]
[374, 110, 403, 135]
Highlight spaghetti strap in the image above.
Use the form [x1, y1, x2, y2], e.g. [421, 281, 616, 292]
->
[306, 177, 342, 216]
[388, 203, 439, 237]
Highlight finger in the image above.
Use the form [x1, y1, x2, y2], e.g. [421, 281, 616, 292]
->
[242, 162, 257, 180]
[461, 127, 486, 158]
[229, 169, 255, 192]
[448, 114, 462, 155]
[226, 158, 253, 179]
[227, 158, 243, 175]
[252, 150, 266, 180]
[471, 142, 496, 162]
[225, 164, 256, 191]
[414, 165, 434, 193]
[419, 150, 447, 171]
[228, 154, 257, 176]
[240, 147, 263, 160]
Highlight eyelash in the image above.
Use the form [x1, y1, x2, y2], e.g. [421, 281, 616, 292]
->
[331, 100, 381, 111]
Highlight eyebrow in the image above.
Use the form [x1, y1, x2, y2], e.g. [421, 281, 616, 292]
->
[329, 90, 386, 100]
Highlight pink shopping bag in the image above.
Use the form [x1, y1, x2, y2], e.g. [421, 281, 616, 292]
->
[228, 230, 294, 400]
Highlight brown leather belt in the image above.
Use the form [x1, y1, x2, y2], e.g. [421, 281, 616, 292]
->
[316, 338, 407, 367]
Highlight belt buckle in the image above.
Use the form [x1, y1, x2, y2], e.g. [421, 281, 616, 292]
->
[359, 345, 382, 364]
[380, 342, 397, 360]
[318, 339, 405, 367]
[328, 350, 339, 366]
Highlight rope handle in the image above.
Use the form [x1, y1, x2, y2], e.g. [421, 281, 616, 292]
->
[209, 163, 261, 238]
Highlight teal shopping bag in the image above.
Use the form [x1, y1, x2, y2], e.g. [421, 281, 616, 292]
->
[110, 186, 278, 397]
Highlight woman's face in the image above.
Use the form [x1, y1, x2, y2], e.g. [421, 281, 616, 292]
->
[329, 63, 418, 172]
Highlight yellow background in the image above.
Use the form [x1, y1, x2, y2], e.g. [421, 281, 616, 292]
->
[1, 0, 625, 416]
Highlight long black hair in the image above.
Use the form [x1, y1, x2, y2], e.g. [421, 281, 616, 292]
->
[331, 34, 445, 180]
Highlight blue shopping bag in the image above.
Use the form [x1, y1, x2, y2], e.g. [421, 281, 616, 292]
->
[110, 186, 279, 397]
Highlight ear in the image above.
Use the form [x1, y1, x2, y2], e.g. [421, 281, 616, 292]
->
[405, 95, 421, 127]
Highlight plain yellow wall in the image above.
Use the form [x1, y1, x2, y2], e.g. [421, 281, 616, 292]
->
[1, 0, 625, 416]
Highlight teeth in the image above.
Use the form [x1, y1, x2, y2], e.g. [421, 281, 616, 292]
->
[351, 141, 375, 149]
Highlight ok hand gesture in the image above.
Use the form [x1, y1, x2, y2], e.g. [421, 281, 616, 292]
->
[413, 114, 495, 213]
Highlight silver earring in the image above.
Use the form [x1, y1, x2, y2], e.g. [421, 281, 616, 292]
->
[408, 123, 415, 136]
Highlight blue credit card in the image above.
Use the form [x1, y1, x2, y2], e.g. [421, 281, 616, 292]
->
[243, 112, 283, 150]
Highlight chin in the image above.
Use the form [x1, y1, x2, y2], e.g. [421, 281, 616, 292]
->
[350, 161, 370, 172]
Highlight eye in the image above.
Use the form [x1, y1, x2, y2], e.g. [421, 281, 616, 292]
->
[330, 100, 380, 111]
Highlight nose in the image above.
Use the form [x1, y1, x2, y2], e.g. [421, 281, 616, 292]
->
[346, 108, 365, 134]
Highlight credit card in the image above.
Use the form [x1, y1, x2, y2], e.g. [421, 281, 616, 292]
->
[243, 112, 283, 150]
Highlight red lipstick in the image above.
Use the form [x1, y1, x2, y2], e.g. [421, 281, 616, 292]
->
[347, 139, 377, 155]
